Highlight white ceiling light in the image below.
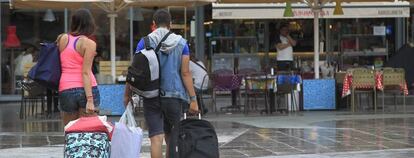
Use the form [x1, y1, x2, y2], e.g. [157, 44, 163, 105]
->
[43, 9, 56, 22]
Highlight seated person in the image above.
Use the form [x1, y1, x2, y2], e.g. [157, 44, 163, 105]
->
[189, 53, 209, 114]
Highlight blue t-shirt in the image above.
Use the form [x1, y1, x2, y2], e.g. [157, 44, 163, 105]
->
[135, 38, 190, 55]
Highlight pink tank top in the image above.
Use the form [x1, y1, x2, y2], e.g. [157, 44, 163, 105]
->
[59, 34, 97, 92]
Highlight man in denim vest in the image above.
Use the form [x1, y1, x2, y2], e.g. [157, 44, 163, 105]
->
[124, 9, 199, 158]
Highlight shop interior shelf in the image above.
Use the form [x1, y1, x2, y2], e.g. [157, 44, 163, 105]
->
[343, 51, 388, 57]
[212, 36, 256, 40]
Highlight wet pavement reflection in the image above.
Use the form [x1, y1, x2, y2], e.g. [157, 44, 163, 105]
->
[1, 103, 414, 157]
[220, 117, 414, 157]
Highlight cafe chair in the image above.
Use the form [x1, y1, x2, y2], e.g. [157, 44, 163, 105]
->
[19, 80, 47, 119]
[272, 71, 300, 113]
[238, 68, 257, 77]
[19, 63, 47, 119]
[381, 68, 406, 112]
[351, 68, 377, 112]
[198, 74, 212, 115]
[211, 70, 243, 113]
[244, 73, 271, 114]
[335, 71, 349, 109]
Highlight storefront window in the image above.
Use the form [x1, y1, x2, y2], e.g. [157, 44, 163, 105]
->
[131, 7, 195, 52]
[326, 18, 395, 70]
[409, 9, 414, 44]
[90, 9, 130, 61]
[1, 5, 64, 95]
[210, 20, 261, 54]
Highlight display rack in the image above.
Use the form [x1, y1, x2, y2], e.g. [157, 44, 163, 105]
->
[339, 34, 388, 70]
[211, 36, 258, 54]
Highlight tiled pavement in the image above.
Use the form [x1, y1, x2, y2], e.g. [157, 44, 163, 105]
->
[219, 118, 414, 157]
[1, 102, 414, 157]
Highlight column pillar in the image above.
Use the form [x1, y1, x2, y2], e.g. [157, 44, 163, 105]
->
[195, 6, 205, 61]
[395, 18, 406, 52]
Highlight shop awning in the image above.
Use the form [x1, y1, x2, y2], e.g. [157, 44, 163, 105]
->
[9, 0, 215, 83]
[125, 0, 216, 7]
[9, 0, 115, 10]
[217, 0, 403, 3]
[213, 2, 410, 19]
[10, 0, 216, 9]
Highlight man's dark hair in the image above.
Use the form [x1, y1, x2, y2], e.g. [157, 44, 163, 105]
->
[70, 8, 96, 36]
[279, 23, 289, 31]
[153, 9, 171, 27]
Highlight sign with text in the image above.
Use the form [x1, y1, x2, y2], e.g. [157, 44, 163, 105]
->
[213, 2, 410, 19]
[373, 26, 386, 36]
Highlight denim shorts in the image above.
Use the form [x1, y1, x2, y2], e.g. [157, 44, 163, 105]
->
[143, 97, 188, 138]
[59, 87, 100, 113]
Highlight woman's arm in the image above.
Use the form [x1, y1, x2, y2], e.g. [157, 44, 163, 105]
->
[80, 38, 97, 113]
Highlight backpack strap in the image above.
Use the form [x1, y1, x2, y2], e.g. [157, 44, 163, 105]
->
[144, 36, 152, 50]
[154, 31, 173, 53]
[155, 32, 172, 98]
[192, 60, 208, 73]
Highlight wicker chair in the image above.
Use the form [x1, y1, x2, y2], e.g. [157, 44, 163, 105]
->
[351, 68, 377, 112]
[381, 68, 406, 112]
[244, 73, 272, 114]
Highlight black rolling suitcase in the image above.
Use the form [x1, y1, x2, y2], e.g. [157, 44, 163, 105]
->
[169, 113, 219, 158]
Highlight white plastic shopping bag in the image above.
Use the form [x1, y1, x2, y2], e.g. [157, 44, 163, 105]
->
[110, 102, 143, 158]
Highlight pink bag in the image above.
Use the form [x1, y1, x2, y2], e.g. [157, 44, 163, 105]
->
[64, 116, 114, 139]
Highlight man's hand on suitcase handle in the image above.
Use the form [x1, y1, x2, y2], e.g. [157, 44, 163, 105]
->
[189, 100, 199, 115]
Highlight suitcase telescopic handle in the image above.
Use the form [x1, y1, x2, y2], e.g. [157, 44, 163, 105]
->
[183, 113, 201, 120]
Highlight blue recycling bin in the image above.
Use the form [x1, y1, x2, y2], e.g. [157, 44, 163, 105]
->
[98, 84, 126, 115]
[303, 79, 336, 110]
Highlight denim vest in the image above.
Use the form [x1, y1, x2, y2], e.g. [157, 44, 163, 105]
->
[149, 38, 189, 102]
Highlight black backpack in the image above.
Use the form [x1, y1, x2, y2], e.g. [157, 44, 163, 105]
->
[126, 32, 172, 98]
[169, 114, 219, 158]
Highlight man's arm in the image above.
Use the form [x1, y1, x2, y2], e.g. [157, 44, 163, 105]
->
[287, 36, 297, 46]
[181, 55, 199, 114]
[276, 43, 291, 50]
[124, 83, 132, 106]
[275, 36, 291, 50]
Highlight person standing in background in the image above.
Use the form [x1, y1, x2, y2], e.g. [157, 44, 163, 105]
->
[275, 24, 297, 71]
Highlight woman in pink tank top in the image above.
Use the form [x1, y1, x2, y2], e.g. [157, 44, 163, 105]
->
[57, 9, 99, 125]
